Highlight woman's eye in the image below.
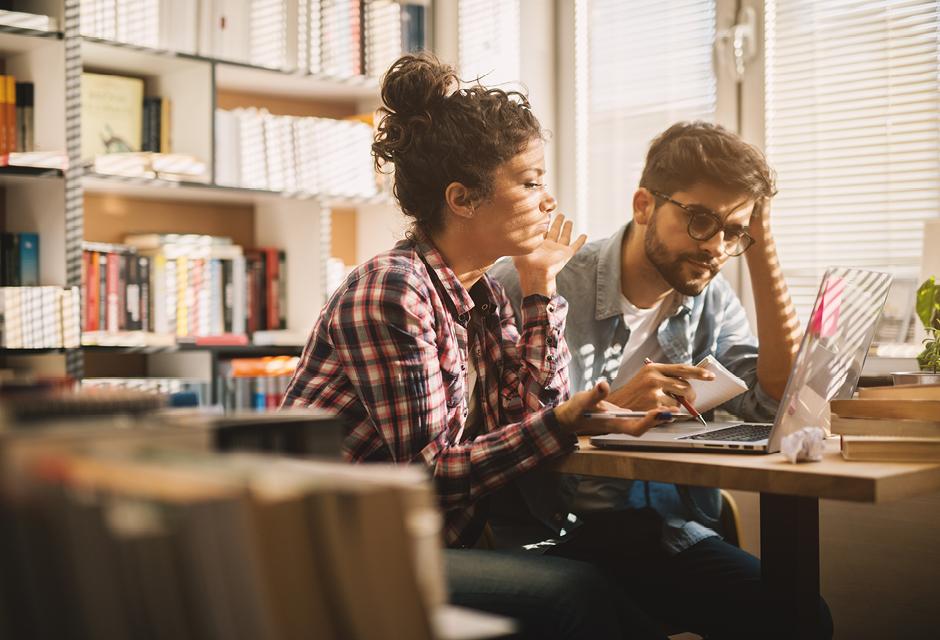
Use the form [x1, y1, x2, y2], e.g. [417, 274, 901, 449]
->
[525, 182, 545, 189]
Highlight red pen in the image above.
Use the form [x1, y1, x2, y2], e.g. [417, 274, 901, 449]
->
[643, 357, 708, 428]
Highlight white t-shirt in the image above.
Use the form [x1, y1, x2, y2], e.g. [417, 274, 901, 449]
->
[609, 293, 674, 390]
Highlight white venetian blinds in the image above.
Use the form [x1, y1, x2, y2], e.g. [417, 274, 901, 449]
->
[585, 0, 717, 239]
[457, 0, 521, 87]
[765, 0, 940, 318]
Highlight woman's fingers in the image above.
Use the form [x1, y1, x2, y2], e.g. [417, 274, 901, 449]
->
[546, 214, 564, 241]
[559, 219, 573, 245]
[570, 233, 587, 254]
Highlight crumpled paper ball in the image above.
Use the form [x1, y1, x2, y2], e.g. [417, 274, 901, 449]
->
[781, 426, 827, 463]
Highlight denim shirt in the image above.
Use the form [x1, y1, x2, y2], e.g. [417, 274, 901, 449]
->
[489, 224, 779, 554]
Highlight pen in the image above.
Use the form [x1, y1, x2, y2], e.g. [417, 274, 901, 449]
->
[643, 357, 708, 428]
[582, 411, 675, 420]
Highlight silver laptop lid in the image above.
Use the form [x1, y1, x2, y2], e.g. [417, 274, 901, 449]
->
[767, 267, 893, 452]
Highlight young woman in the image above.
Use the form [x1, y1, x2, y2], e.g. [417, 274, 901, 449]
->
[282, 53, 670, 639]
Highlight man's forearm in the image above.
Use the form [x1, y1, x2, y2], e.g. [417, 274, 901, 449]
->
[746, 207, 801, 400]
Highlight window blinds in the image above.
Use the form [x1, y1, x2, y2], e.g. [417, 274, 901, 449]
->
[584, 0, 717, 239]
[457, 0, 521, 87]
[765, 0, 940, 320]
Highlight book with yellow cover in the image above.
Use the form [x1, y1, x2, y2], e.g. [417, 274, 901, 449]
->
[81, 72, 144, 160]
[858, 383, 940, 401]
[841, 435, 940, 462]
[831, 416, 940, 439]
[830, 398, 940, 421]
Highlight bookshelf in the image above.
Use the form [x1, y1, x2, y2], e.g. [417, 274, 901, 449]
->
[0, 0, 416, 399]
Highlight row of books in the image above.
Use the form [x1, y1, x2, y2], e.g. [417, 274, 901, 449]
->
[214, 107, 378, 196]
[833, 383, 940, 461]
[0, 8, 57, 31]
[82, 376, 213, 406]
[0, 286, 81, 349]
[0, 403, 444, 640]
[217, 356, 299, 410]
[77, 0, 427, 78]
[0, 76, 33, 162]
[0, 232, 39, 287]
[81, 234, 286, 339]
[81, 72, 190, 164]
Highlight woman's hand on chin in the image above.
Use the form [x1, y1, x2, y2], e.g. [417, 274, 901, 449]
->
[512, 214, 586, 298]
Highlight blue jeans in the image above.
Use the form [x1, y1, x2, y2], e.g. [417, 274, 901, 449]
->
[445, 548, 667, 639]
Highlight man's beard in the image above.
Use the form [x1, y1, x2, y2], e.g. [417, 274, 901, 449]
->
[643, 211, 719, 297]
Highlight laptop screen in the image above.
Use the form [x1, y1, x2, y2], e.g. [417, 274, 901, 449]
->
[768, 267, 893, 451]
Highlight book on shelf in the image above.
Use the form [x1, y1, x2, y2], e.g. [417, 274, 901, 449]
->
[81, 72, 145, 159]
[217, 355, 298, 410]
[81, 0, 187, 50]
[0, 9, 58, 32]
[0, 231, 39, 286]
[830, 398, 940, 421]
[15, 82, 34, 153]
[92, 152, 209, 182]
[0, 286, 80, 349]
[215, 107, 378, 197]
[831, 416, 940, 439]
[841, 435, 940, 462]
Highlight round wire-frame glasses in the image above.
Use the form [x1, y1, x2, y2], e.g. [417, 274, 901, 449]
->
[650, 190, 755, 257]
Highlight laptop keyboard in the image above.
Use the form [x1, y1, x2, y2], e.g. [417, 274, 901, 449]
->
[680, 423, 772, 442]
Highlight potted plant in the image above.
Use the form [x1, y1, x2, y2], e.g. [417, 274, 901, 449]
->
[892, 276, 940, 385]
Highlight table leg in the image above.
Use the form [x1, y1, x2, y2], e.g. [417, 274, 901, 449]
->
[760, 492, 821, 638]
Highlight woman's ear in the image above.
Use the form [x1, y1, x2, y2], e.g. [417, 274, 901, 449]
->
[444, 182, 475, 220]
[633, 188, 656, 225]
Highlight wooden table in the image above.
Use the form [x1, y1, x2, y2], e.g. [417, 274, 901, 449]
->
[551, 437, 940, 637]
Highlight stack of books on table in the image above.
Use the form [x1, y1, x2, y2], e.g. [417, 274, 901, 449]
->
[832, 383, 940, 462]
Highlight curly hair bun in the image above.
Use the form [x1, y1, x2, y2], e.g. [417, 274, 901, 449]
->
[380, 53, 456, 119]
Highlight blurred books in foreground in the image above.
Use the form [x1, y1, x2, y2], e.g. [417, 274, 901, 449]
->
[0, 385, 443, 640]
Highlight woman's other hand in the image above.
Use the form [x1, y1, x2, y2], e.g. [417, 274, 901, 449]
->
[513, 214, 587, 297]
[554, 381, 675, 437]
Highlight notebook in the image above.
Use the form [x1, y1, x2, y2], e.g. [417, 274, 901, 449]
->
[684, 355, 748, 414]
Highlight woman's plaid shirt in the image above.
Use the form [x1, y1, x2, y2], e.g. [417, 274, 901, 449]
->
[282, 239, 576, 547]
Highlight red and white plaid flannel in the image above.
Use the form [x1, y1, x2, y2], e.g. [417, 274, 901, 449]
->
[282, 238, 575, 546]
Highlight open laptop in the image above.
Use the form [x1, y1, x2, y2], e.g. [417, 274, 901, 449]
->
[590, 267, 893, 454]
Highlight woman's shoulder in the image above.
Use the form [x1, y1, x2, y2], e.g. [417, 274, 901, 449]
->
[343, 243, 434, 298]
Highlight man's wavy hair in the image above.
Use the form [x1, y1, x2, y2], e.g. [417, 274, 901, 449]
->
[640, 121, 776, 200]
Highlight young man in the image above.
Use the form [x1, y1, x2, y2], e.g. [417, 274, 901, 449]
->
[490, 122, 832, 639]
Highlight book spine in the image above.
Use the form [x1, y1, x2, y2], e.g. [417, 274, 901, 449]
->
[4, 76, 15, 166]
[0, 76, 7, 166]
[17, 232, 39, 286]
[222, 258, 233, 333]
[98, 251, 108, 331]
[125, 250, 141, 330]
[176, 255, 188, 337]
[160, 96, 171, 153]
[106, 252, 120, 332]
[83, 251, 99, 331]
[278, 249, 287, 329]
[1, 232, 20, 286]
[265, 248, 279, 331]
[138, 255, 150, 333]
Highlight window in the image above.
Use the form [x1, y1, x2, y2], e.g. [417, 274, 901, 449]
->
[581, 0, 720, 239]
[765, 0, 940, 320]
[457, 0, 521, 87]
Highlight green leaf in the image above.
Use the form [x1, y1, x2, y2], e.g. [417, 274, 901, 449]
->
[916, 276, 940, 330]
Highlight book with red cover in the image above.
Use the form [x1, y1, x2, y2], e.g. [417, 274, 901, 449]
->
[105, 252, 120, 332]
[84, 250, 99, 331]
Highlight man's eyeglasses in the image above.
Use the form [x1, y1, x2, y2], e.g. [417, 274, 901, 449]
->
[649, 190, 755, 257]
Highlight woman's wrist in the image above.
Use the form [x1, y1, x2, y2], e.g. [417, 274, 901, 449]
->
[518, 274, 556, 298]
